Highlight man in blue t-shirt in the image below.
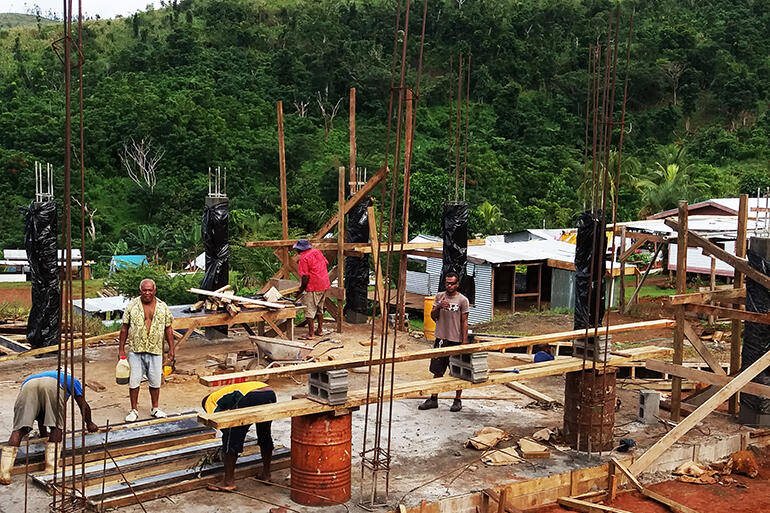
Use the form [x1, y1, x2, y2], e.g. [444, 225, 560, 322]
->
[1, 370, 98, 485]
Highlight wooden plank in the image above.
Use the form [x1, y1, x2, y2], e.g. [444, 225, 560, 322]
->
[609, 457, 642, 492]
[349, 87, 356, 195]
[630, 346, 770, 476]
[199, 346, 671, 428]
[314, 164, 387, 239]
[0, 330, 120, 363]
[664, 288, 745, 305]
[731, 193, 748, 414]
[368, 205, 387, 317]
[646, 360, 770, 398]
[640, 489, 701, 513]
[671, 201, 688, 422]
[683, 303, 770, 324]
[262, 315, 287, 340]
[200, 319, 675, 386]
[619, 227, 626, 311]
[618, 237, 645, 262]
[188, 288, 286, 309]
[337, 165, 345, 334]
[682, 321, 727, 376]
[664, 217, 770, 290]
[503, 382, 556, 404]
[557, 497, 634, 513]
[622, 243, 664, 314]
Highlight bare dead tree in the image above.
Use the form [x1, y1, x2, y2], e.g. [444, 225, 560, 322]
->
[120, 136, 164, 194]
[659, 60, 688, 106]
[294, 98, 310, 117]
[72, 197, 97, 241]
[316, 89, 343, 141]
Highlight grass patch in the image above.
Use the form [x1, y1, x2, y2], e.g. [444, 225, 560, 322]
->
[409, 318, 424, 331]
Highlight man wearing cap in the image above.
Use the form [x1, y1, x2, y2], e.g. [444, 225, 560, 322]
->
[292, 239, 330, 340]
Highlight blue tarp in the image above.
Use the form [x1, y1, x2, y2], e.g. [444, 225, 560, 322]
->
[109, 255, 148, 273]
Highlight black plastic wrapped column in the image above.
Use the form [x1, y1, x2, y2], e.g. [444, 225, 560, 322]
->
[741, 246, 770, 415]
[439, 201, 469, 294]
[200, 198, 230, 292]
[573, 210, 606, 330]
[344, 197, 372, 323]
[21, 201, 60, 348]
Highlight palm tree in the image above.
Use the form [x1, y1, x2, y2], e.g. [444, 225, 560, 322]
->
[476, 201, 507, 236]
[173, 226, 202, 270]
[636, 147, 707, 217]
[579, 151, 642, 209]
[129, 225, 169, 264]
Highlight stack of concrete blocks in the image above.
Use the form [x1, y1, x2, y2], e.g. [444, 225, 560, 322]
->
[639, 390, 661, 423]
[572, 334, 611, 362]
[449, 352, 488, 384]
[308, 369, 348, 406]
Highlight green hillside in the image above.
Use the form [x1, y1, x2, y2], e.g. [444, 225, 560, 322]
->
[0, 0, 768, 284]
[0, 13, 56, 30]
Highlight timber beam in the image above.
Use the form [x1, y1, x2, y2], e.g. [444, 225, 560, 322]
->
[646, 360, 770, 399]
[200, 319, 675, 386]
[198, 346, 672, 429]
[663, 288, 745, 305]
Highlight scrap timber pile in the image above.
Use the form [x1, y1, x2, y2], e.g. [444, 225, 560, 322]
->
[187, 284, 293, 318]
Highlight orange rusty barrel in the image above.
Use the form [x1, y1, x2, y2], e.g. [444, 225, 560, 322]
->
[291, 411, 352, 506]
[563, 368, 616, 452]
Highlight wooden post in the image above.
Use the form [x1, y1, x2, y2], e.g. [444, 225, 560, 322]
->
[277, 101, 289, 277]
[619, 227, 626, 311]
[709, 256, 716, 324]
[511, 266, 517, 314]
[349, 87, 356, 195]
[337, 166, 345, 334]
[397, 89, 414, 330]
[367, 205, 386, 317]
[671, 201, 688, 422]
[491, 267, 496, 319]
[537, 263, 542, 312]
[730, 193, 748, 414]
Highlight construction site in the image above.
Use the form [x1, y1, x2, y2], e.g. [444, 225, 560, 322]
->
[2, 2, 770, 513]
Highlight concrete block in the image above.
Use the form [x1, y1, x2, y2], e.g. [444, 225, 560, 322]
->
[449, 363, 488, 383]
[309, 370, 349, 391]
[638, 390, 660, 423]
[308, 384, 347, 406]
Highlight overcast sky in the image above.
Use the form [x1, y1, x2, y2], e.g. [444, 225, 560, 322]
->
[4, 1, 157, 19]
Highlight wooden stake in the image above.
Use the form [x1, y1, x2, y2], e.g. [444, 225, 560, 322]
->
[397, 88, 414, 329]
[368, 205, 387, 317]
[730, 193, 748, 414]
[618, 227, 626, 310]
[277, 100, 289, 278]
[337, 166, 345, 334]
[671, 201, 688, 421]
[349, 87, 356, 195]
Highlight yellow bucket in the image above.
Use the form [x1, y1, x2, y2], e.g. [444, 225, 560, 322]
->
[423, 296, 436, 342]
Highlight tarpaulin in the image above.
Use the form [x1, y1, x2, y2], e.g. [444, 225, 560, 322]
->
[741, 248, 770, 414]
[439, 201, 469, 296]
[344, 197, 372, 323]
[573, 210, 606, 330]
[200, 200, 229, 292]
[21, 201, 60, 348]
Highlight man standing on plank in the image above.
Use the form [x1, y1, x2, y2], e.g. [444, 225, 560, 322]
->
[202, 382, 276, 492]
[293, 239, 330, 340]
[419, 272, 470, 412]
[1, 370, 99, 485]
[119, 278, 174, 422]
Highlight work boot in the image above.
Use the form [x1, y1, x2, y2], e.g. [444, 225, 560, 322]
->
[44, 442, 57, 473]
[450, 399, 463, 412]
[418, 397, 438, 410]
[125, 409, 139, 422]
[0, 446, 17, 485]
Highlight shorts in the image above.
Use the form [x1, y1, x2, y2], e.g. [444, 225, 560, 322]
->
[221, 389, 277, 456]
[128, 352, 163, 389]
[302, 290, 327, 319]
[428, 338, 461, 377]
[13, 377, 66, 431]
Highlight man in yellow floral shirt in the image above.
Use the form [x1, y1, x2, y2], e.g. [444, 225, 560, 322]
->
[118, 279, 175, 422]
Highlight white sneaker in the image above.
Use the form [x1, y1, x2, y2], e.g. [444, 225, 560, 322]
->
[150, 408, 167, 418]
[125, 409, 139, 422]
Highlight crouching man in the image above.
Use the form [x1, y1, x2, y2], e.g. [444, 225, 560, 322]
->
[202, 382, 276, 492]
[1, 370, 98, 484]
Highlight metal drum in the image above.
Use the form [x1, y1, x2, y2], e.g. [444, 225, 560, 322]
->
[291, 411, 352, 506]
[563, 368, 616, 452]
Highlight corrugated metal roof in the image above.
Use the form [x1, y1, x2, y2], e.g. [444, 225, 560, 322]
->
[468, 239, 576, 265]
[71, 295, 129, 313]
[620, 215, 763, 236]
[3, 249, 82, 261]
[650, 197, 770, 219]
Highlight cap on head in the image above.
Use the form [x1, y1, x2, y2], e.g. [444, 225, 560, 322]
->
[292, 239, 312, 251]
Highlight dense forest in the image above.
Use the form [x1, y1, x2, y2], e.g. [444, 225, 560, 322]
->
[0, 0, 768, 284]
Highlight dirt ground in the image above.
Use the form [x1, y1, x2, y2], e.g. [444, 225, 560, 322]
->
[0, 312, 751, 512]
[535, 446, 770, 513]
